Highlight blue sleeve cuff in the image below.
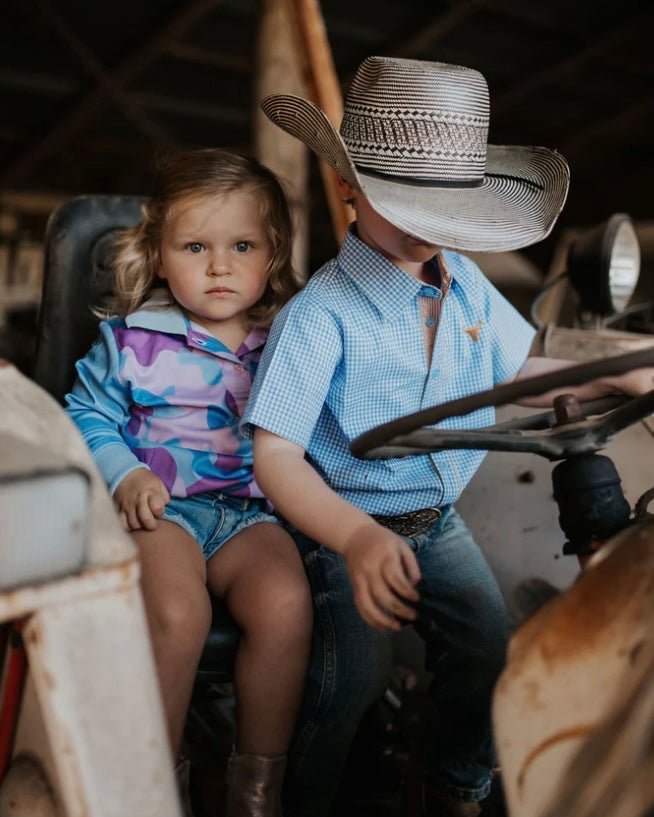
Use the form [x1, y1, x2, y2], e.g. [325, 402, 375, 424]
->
[94, 443, 150, 496]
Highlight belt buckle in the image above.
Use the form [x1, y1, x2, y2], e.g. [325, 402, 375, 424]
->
[375, 506, 441, 536]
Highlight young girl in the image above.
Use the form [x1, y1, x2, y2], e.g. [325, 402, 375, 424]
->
[65, 148, 312, 817]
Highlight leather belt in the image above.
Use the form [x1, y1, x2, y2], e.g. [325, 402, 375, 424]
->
[372, 506, 442, 536]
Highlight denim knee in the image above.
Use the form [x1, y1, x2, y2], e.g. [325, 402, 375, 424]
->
[283, 533, 393, 817]
[406, 507, 509, 799]
[294, 539, 391, 732]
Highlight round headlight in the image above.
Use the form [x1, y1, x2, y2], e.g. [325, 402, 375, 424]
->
[567, 213, 640, 316]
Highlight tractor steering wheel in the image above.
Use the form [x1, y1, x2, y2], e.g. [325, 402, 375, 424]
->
[351, 347, 654, 462]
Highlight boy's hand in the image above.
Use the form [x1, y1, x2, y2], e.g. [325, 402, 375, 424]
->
[113, 468, 170, 532]
[342, 522, 421, 631]
[515, 357, 654, 407]
[610, 367, 654, 397]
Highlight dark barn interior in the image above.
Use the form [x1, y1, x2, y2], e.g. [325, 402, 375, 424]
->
[1, 3, 654, 816]
[1, 0, 653, 339]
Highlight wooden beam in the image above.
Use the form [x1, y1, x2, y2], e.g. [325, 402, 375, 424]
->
[292, 0, 353, 244]
[165, 43, 250, 74]
[0, 191, 69, 216]
[34, 0, 177, 149]
[493, 8, 654, 115]
[0, 67, 247, 126]
[560, 97, 654, 158]
[254, 0, 311, 280]
[383, 0, 493, 58]
[0, 0, 224, 188]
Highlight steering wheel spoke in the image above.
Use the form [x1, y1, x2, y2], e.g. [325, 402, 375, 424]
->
[364, 423, 609, 462]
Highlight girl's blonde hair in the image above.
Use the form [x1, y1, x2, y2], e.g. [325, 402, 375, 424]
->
[106, 148, 299, 327]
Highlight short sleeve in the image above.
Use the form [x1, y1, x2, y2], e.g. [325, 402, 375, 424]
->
[242, 296, 342, 449]
[486, 284, 536, 383]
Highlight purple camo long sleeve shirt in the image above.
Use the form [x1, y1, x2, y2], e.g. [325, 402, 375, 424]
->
[65, 293, 268, 499]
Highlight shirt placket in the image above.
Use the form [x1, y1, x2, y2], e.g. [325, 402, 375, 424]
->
[417, 286, 448, 504]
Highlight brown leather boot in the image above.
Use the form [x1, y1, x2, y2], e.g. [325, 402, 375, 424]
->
[225, 750, 286, 817]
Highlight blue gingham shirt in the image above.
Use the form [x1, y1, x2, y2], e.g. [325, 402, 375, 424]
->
[243, 227, 535, 515]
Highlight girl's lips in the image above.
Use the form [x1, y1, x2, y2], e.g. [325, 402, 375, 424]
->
[206, 287, 234, 294]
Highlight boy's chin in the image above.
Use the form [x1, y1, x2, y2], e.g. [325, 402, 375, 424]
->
[404, 244, 439, 262]
[404, 232, 439, 249]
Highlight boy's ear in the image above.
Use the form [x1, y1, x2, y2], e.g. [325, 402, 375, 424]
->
[335, 172, 356, 203]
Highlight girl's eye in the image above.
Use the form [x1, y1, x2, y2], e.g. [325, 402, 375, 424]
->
[186, 242, 205, 253]
[235, 241, 251, 253]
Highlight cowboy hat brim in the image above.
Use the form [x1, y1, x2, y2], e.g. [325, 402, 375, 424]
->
[261, 93, 570, 253]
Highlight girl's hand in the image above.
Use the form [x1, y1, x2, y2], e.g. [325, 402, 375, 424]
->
[342, 522, 421, 631]
[113, 468, 170, 532]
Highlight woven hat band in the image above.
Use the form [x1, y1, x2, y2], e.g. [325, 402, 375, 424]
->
[355, 166, 485, 189]
[340, 108, 488, 183]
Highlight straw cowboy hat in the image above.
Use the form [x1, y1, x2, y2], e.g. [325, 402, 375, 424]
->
[260, 56, 570, 253]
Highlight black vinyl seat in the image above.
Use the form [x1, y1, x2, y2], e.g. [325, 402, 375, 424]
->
[33, 195, 240, 683]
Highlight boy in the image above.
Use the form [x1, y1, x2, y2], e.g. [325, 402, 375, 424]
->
[243, 56, 653, 817]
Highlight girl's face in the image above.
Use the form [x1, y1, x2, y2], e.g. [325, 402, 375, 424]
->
[158, 189, 272, 343]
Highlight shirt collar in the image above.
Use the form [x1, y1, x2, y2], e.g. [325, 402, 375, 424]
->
[124, 291, 187, 334]
[337, 226, 445, 320]
[124, 290, 268, 356]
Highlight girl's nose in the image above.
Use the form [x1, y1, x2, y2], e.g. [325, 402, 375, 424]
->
[208, 252, 229, 275]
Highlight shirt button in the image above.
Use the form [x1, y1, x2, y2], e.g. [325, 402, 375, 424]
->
[419, 285, 442, 299]
[425, 316, 436, 327]
[235, 365, 245, 374]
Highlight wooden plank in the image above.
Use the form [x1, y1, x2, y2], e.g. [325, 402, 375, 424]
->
[34, 0, 177, 149]
[292, 0, 353, 243]
[254, 0, 310, 281]
[0, 0, 224, 187]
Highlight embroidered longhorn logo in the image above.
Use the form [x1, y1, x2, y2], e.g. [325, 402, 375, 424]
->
[463, 319, 482, 343]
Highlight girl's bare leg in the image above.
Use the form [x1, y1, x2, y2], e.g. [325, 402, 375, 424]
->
[133, 520, 212, 754]
[207, 522, 312, 755]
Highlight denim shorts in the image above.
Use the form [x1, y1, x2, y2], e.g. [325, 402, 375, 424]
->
[160, 491, 280, 562]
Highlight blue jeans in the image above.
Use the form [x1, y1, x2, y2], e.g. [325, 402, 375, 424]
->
[282, 506, 509, 817]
